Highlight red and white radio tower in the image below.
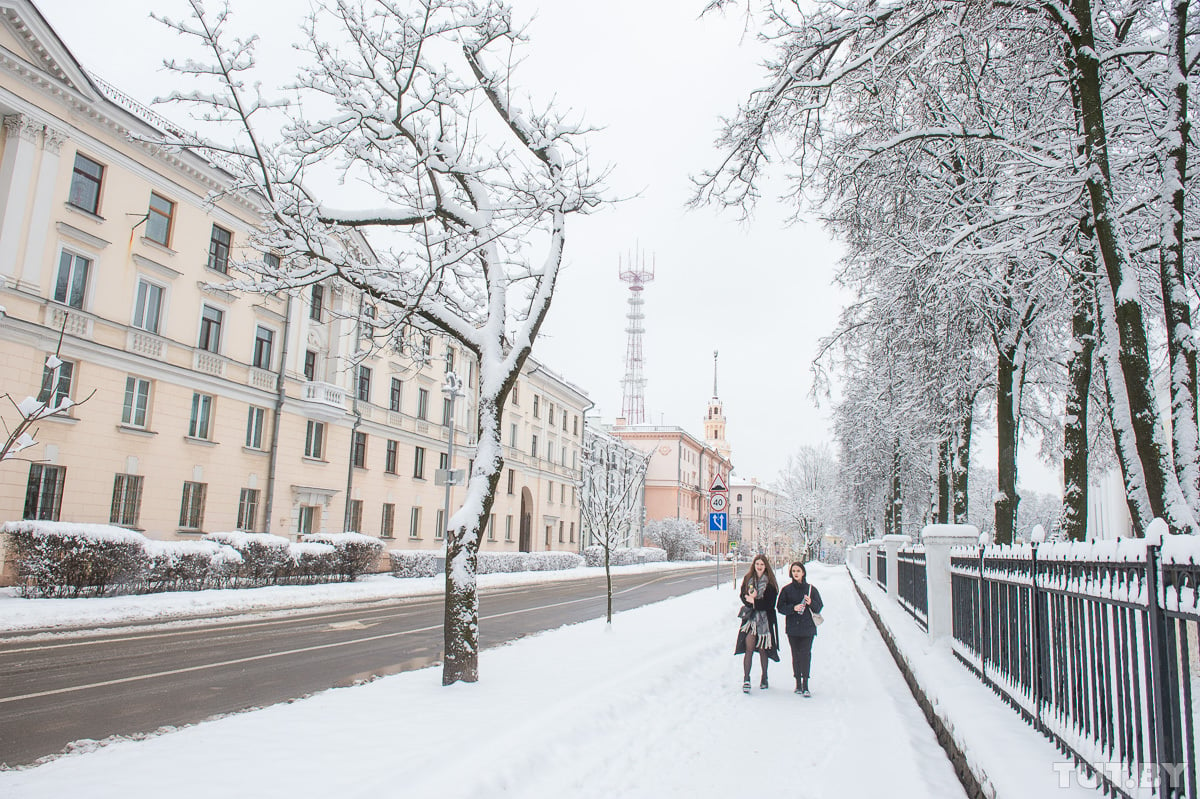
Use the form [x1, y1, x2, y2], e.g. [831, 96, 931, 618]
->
[619, 251, 655, 424]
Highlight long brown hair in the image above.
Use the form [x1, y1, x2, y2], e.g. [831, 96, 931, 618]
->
[740, 554, 778, 595]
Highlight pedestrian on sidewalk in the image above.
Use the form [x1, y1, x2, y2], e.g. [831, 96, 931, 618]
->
[777, 561, 824, 697]
[734, 554, 780, 693]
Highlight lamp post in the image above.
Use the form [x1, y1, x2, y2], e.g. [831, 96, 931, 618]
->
[440, 372, 464, 544]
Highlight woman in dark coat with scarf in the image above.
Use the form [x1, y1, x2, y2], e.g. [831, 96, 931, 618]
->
[734, 554, 780, 693]
[777, 561, 824, 696]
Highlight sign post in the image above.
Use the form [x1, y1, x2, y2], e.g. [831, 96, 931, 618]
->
[708, 473, 729, 588]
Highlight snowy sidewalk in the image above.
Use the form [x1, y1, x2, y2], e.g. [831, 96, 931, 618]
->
[0, 563, 968, 798]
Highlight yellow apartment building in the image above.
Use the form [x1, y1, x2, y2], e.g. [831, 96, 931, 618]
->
[0, 0, 587, 581]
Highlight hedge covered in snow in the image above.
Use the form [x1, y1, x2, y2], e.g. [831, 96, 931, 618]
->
[3, 521, 381, 597]
[389, 549, 585, 578]
[583, 546, 667, 568]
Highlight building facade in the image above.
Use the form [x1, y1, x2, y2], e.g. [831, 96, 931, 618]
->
[0, 2, 587, 580]
[580, 424, 648, 550]
[729, 477, 785, 560]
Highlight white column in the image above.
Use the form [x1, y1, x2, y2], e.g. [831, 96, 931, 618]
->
[882, 533, 911, 601]
[20, 125, 65, 288]
[0, 115, 41, 280]
[922, 523, 980, 641]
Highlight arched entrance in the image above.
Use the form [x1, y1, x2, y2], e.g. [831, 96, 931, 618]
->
[519, 486, 533, 552]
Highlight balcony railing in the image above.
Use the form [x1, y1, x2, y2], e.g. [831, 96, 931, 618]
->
[302, 381, 346, 410]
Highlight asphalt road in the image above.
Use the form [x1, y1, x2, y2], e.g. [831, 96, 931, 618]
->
[0, 566, 721, 767]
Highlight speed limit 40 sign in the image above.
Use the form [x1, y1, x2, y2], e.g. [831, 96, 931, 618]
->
[709, 492, 728, 512]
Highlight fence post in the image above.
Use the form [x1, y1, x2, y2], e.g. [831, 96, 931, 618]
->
[1145, 540, 1176, 793]
[883, 534, 911, 602]
[922, 524, 980, 642]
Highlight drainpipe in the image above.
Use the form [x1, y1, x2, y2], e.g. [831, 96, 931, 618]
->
[263, 291, 293, 536]
[578, 397, 595, 554]
[343, 291, 365, 532]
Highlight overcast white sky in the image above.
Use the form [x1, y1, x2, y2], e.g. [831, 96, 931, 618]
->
[35, 0, 1060, 493]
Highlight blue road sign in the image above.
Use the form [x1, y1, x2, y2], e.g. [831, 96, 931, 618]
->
[709, 512, 727, 532]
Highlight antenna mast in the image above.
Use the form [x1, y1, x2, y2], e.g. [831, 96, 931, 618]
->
[619, 251, 655, 424]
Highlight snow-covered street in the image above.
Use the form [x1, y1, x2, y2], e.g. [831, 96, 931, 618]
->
[0, 563, 967, 798]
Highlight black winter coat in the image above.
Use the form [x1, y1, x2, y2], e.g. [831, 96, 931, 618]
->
[733, 580, 780, 660]
[777, 580, 824, 637]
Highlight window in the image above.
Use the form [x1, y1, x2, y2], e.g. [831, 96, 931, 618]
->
[38, 358, 74, 409]
[122, 377, 151, 428]
[573, 416, 579, 436]
[562, 412, 568, 432]
[348, 499, 363, 533]
[198, 305, 223, 353]
[505, 515, 513, 542]
[510, 424, 518, 447]
[413, 446, 426, 479]
[297, 505, 317, 535]
[389, 378, 402, 412]
[442, 396, 452, 426]
[381, 503, 395, 538]
[264, 252, 281, 271]
[570, 522, 575, 543]
[253, 327, 274, 370]
[438, 451, 449, 472]
[146, 193, 174, 246]
[188, 393, 214, 440]
[245, 406, 267, 449]
[421, 335, 431, 357]
[24, 464, 66, 521]
[53, 250, 91, 309]
[548, 481, 555, 504]
[305, 420, 325, 459]
[533, 395, 540, 418]
[549, 404, 555, 426]
[237, 488, 259, 531]
[207, 224, 232, 273]
[110, 474, 144, 527]
[179, 481, 207, 529]
[68, 153, 103, 214]
[531, 434, 538, 458]
[512, 383, 519, 405]
[352, 431, 367, 468]
[488, 514, 496, 541]
[435, 509, 445, 540]
[356, 365, 372, 403]
[446, 347, 455, 373]
[409, 507, 421, 538]
[507, 469, 515, 495]
[385, 440, 399, 474]
[133, 279, 164, 334]
[559, 521, 565, 543]
[310, 284, 324, 321]
[417, 388, 429, 420]
[304, 350, 317, 381]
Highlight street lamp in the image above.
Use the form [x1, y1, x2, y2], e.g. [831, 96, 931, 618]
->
[440, 372, 464, 543]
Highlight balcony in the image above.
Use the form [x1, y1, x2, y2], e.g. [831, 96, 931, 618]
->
[248, 367, 276, 391]
[193, 350, 227, 377]
[126, 329, 167, 360]
[302, 381, 346, 410]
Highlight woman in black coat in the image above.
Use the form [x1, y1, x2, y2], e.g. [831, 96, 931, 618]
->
[734, 554, 780, 693]
[776, 561, 824, 696]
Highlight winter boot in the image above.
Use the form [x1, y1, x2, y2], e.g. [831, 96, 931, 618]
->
[801, 677, 811, 698]
[794, 679, 803, 695]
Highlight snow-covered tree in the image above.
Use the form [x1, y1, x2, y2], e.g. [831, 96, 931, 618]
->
[156, 0, 603, 683]
[1, 320, 93, 465]
[775, 444, 838, 556]
[644, 518, 709, 561]
[580, 429, 649, 623]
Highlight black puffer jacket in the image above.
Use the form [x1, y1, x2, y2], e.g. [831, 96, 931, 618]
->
[777, 579, 824, 637]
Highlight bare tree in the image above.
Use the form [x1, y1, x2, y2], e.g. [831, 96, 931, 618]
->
[644, 518, 709, 561]
[156, 0, 603, 683]
[579, 429, 650, 624]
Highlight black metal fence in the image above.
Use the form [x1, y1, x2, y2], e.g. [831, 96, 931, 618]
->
[876, 549, 888, 590]
[897, 547, 928, 630]
[950, 540, 1199, 798]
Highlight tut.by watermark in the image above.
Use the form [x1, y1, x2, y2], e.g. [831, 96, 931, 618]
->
[1053, 761, 1188, 790]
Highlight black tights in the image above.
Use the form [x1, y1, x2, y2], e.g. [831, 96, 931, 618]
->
[742, 631, 770, 680]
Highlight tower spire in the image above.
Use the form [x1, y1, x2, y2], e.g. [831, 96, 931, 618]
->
[713, 349, 718, 398]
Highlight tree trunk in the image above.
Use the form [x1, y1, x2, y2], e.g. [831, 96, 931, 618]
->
[1062, 267, 1095, 542]
[1063, 0, 1194, 534]
[937, 439, 951, 524]
[953, 404, 973, 523]
[1159, 0, 1199, 517]
[995, 346, 1020, 544]
[605, 540, 613, 624]
[890, 438, 903, 537]
[442, 395, 504, 685]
